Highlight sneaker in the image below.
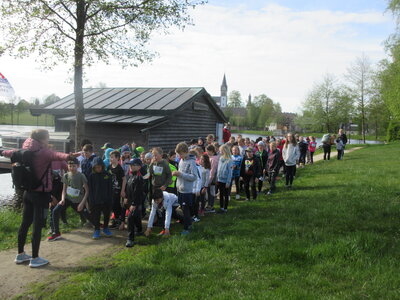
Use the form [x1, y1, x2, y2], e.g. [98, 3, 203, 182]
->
[267, 191, 273, 195]
[235, 194, 240, 200]
[158, 230, 166, 236]
[245, 198, 249, 201]
[181, 230, 190, 236]
[103, 228, 113, 237]
[92, 230, 101, 239]
[47, 233, 62, 242]
[125, 240, 135, 248]
[205, 207, 215, 213]
[217, 208, 225, 214]
[192, 217, 201, 222]
[15, 252, 31, 264]
[29, 257, 49, 268]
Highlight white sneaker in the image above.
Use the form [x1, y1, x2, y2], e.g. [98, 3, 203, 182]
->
[235, 194, 240, 200]
[192, 217, 201, 222]
[29, 257, 49, 268]
[245, 198, 249, 201]
[15, 252, 32, 264]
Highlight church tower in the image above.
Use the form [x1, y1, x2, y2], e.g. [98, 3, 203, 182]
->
[220, 74, 228, 108]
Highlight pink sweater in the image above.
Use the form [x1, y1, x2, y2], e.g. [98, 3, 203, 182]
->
[3, 138, 70, 192]
[208, 154, 220, 186]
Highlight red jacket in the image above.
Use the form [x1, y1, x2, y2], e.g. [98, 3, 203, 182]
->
[3, 138, 69, 192]
[222, 128, 231, 143]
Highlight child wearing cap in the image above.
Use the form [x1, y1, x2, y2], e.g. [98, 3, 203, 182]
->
[240, 148, 262, 201]
[88, 157, 113, 239]
[48, 158, 91, 241]
[124, 158, 145, 247]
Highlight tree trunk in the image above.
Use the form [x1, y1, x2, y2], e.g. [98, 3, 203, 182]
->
[74, 0, 86, 151]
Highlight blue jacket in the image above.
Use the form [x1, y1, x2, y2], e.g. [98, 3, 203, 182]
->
[217, 157, 233, 184]
[231, 155, 242, 178]
[81, 154, 96, 179]
[88, 157, 113, 206]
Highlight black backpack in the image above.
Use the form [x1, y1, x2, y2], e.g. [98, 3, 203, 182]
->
[10, 150, 50, 191]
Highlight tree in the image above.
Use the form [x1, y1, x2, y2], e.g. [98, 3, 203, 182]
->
[0, 0, 204, 150]
[228, 90, 243, 108]
[345, 54, 373, 143]
[44, 94, 61, 106]
[16, 99, 30, 124]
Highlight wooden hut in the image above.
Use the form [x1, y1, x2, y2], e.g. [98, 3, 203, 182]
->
[30, 87, 227, 152]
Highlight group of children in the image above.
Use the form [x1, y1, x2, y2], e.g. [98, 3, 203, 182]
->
[47, 131, 347, 248]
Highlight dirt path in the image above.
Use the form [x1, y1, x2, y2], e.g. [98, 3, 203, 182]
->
[0, 146, 364, 299]
[312, 146, 363, 162]
[0, 227, 128, 299]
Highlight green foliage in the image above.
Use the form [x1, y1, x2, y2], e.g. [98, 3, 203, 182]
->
[227, 90, 243, 108]
[386, 120, 400, 141]
[20, 144, 400, 299]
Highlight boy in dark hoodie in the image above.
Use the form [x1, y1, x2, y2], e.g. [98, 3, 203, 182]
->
[124, 158, 145, 247]
[88, 157, 113, 239]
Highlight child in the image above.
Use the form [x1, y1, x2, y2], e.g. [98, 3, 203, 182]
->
[88, 157, 113, 239]
[107, 150, 126, 229]
[190, 149, 202, 222]
[81, 144, 96, 180]
[149, 147, 172, 191]
[282, 133, 300, 188]
[206, 134, 215, 147]
[266, 142, 280, 195]
[308, 136, 317, 164]
[48, 158, 91, 241]
[298, 136, 308, 168]
[144, 188, 183, 237]
[172, 142, 197, 235]
[205, 144, 219, 213]
[198, 154, 210, 216]
[336, 135, 344, 160]
[230, 145, 242, 200]
[216, 144, 233, 213]
[124, 158, 145, 247]
[255, 141, 268, 193]
[240, 149, 261, 201]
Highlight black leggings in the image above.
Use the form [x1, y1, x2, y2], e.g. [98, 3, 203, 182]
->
[112, 193, 124, 222]
[310, 152, 315, 164]
[299, 151, 307, 164]
[127, 204, 143, 240]
[217, 182, 230, 209]
[91, 204, 111, 230]
[51, 200, 92, 235]
[178, 193, 193, 230]
[228, 177, 240, 195]
[285, 165, 296, 186]
[323, 144, 331, 160]
[18, 191, 50, 258]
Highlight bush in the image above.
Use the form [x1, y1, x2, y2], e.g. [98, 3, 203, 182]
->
[386, 120, 400, 142]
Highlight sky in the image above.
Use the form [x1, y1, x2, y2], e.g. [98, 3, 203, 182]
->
[0, 0, 396, 113]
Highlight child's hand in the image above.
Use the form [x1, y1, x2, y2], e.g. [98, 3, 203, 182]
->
[59, 199, 65, 206]
[172, 171, 181, 177]
[121, 190, 126, 198]
[144, 228, 152, 237]
[201, 187, 207, 194]
[160, 185, 166, 191]
[77, 202, 84, 212]
[255, 178, 259, 183]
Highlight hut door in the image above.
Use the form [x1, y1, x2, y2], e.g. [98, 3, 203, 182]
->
[216, 123, 223, 144]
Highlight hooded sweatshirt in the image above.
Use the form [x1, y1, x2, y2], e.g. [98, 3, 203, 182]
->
[217, 157, 233, 184]
[3, 138, 69, 192]
[176, 154, 197, 194]
[282, 143, 300, 166]
[103, 148, 114, 169]
[147, 191, 179, 229]
[88, 157, 113, 206]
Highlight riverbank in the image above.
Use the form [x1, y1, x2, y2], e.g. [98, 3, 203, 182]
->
[4, 143, 399, 299]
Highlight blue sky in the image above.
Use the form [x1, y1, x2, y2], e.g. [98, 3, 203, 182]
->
[0, 0, 396, 112]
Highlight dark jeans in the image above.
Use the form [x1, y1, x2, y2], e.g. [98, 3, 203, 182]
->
[91, 204, 111, 230]
[191, 194, 200, 217]
[112, 193, 124, 222]
[299, 151, 307, 164]
[268, 171, 277, 192]
[323, 144, 331, 160]
[228, 176, 240, 195]
[178, 193, 193, 230]
[51, 199, 92, 235]
[285, 165, 295, 186]
[127, 204, 143, 241]
[217, 182, 230, 209]
[310, 152, 315, 164]
[18, 191, 50, 258]
[243, 175, 257, 200]
[337, 150, 344, 160]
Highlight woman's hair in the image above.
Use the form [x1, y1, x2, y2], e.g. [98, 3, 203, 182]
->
[201, 154, 211, 169]
[219, 144, 232, 160]
[284, 133, 297, 148]
[30, 129, 49, 142]
[175, 142, 189, 154]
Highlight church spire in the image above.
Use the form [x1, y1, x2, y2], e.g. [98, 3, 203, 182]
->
[220, 74, 228, 108]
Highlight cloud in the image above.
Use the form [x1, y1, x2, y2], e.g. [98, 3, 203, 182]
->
[0, 2, 394, 112]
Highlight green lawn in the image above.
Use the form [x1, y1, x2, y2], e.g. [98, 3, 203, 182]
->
[304, 132, 386, 142]
[12, 143, 400, 299]
[231, 129, 273, 136]
[0, 111, 54, 126]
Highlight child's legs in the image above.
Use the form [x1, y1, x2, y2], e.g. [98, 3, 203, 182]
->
[250, 177, 257, 199]
[30, 192, 50, 258]
[269, 172, 277, 191]
[51, 202, 67, 234]
[207, 185, 215, 208]
[112, 194, 122, 222]
[217, 182, 224, 208]
[178, 193, 193, 230]
[310, 151, 314, 163]
[234, 177, 240, 194]
[18, 192, 34, 254]
[286, 165, 294, 185]
[91, 205, 102, 230]
[221, 184, 229, 209]
[127, 210, 135, 241]
[200, 192, 206, 210]
[243, 176, 251, 199]
[257, 177, 263, 192]
[102, 204, 111, 229]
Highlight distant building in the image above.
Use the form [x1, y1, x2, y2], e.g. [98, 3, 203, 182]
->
[31, 87, 227, 152]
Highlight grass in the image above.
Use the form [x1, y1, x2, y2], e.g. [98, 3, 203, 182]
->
[0, 207, 82, 251]
[0, 111, 54, 126]
[304, 132, 386, 142]
[11, 143, 400, 299]
[231, 129, 273, 136]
